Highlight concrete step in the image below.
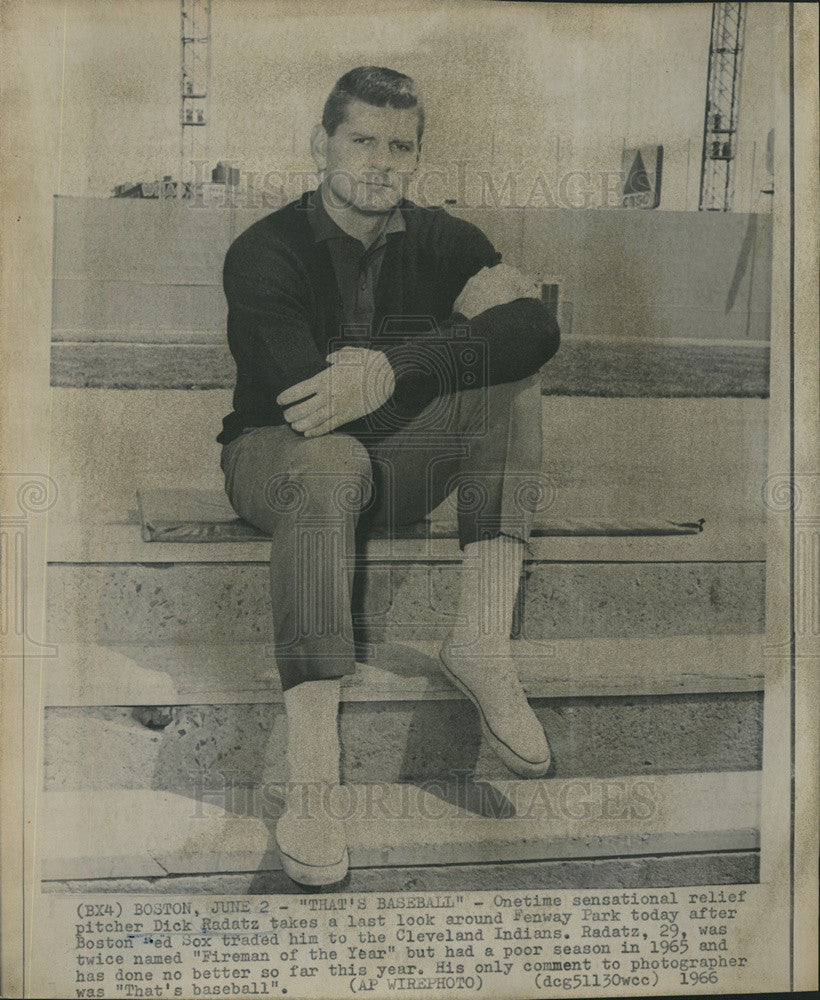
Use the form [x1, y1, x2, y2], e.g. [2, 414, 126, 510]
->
[42, 634, 763, 787]
[43, 654, 762, 788]
[42, 634, 765, 708]
[47, 559, 764, 647]
[43, 695, 762, 788]
[42, 850, 761, 895]
[38, 771, 761, 883]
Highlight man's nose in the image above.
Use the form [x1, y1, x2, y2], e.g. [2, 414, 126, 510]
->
[368, 142, 392, 174]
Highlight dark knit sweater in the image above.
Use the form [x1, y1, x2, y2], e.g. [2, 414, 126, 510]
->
[217, 191, 560, 445]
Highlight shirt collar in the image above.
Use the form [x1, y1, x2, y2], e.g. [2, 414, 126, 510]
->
[307, 186, 405, 248]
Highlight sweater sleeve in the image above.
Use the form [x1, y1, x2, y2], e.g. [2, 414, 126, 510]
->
[378, 209, 559, 413]
[379, 297, 559, 415]
[223, 237, 328, 413]
[432, 212, 503, 307]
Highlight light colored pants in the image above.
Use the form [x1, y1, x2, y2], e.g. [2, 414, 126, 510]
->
[221, 375, 543, 690]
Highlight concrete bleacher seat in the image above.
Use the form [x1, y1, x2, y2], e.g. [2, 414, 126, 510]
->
[41, 773, 761, 887]
[40, 197, 772, 890]
[41, 467, 763, 890]
[41, 394, 767, 890]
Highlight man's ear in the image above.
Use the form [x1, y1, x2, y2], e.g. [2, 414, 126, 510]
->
[310, 124, 329, 172]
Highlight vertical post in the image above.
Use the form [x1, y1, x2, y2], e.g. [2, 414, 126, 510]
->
[179, 1, 185, 187]
[750, 138, 757, 209]
[179, 0, 211, 190]
[723, 3, 739, 209]
[204, 0, 212, 169]
[732, 2, 748, 209]
[698, 4, 718, 210]
[699, 3, 747, 211]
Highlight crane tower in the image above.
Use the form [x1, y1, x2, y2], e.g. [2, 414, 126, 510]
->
[180, 0, 212, 188]
[699, 2, 747, 211]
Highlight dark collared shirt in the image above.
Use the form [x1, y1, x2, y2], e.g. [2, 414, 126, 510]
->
[306, 186, 405, 335]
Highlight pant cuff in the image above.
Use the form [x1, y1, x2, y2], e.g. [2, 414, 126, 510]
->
[277, 653, 357, 693]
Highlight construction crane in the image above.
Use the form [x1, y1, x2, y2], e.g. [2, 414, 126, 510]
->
[180, 0, 212, 188]
[699, 2, 747, 211]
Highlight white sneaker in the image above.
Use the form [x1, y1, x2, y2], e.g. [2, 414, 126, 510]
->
[439, 645, 551, 777]
[275, 783, 349, 887]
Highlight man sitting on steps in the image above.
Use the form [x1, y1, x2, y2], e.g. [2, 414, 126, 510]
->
[217, 66, 560, 887]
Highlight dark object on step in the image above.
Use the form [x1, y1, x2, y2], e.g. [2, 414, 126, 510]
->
[133, 705, 174, 729]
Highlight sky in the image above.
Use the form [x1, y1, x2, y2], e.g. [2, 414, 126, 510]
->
[49, 1, 782, 211]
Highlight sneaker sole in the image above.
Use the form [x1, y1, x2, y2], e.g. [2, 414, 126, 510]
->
[275, 836, 350, 887]
[439, 652, 551, 778]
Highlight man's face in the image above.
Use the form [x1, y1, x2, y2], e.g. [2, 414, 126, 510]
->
[314, 99, 421, 214]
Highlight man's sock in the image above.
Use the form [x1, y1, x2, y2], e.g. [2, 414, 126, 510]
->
[277, 677, 348, 884]
[447, 534, 525, 655]
[283, 678, 341, 787]
[440, 534, 550, 777]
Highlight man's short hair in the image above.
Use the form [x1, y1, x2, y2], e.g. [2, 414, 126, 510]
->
[322, 66, 425, 142]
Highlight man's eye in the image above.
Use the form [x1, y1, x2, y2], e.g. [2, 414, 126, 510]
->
[392, 143, 412, 153]
[353, 137, 372, 144]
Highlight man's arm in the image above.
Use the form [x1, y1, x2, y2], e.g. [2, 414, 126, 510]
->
[452, 260, 560, 382]
[277, 345, 395, 437]
[274, 217, 560, 436]
[378, 261, 560, 415]
[277, 268, 559, 436]
[223, 238, 328, 413]
[453, 262, 542, 319]
[379, 213, 558, 409]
